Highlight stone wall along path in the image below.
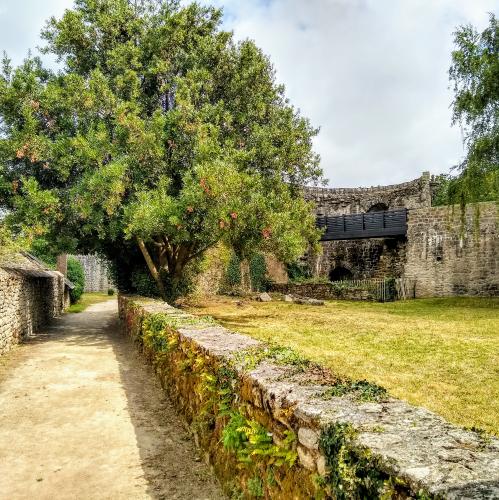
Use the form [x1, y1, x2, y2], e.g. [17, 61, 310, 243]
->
[0, 299, 223, 500]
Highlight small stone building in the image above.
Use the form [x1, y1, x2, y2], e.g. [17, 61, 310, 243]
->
[0, 252, 71, 355]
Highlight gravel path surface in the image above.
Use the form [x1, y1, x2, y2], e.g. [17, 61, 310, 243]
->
[0, 300, 224, 500]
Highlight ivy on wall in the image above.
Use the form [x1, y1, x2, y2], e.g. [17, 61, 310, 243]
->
[225, 252, 242, 288]
[249, 253, 268, 292]
[221, 251, 269, 293]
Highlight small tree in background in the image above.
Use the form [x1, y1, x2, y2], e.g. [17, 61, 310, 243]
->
[448, 13, 499, 204]
[0, 0, 323, 300]
[0, 223, 21, 259]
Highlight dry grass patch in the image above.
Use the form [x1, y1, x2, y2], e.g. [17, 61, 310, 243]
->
[186, 296, 499, 434]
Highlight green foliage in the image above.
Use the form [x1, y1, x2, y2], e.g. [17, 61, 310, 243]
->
[224, 251, 242, 289]
[319, 423, 388, 499]
[286, 260, 313, 283]
[216, 364, 239, 416]
[67, 256, 85, 303]
[142, 314, 174, 353]
[0, 0, 323, 300]
[222, 410, 297, 468]
[131, 268, 160, 298]
[107, 288, 115, 295]
[232, 344, 310, 372]
[29, 237, 56, 267]
[431, 174, 452, 207]
[222, 411, 248, 450]
[247, 477, 264, 498]
[322, 380, 388, 403]
[448, 14, 499, 204]
[249, 253, 268, 292]
[0, 222, 22, 258]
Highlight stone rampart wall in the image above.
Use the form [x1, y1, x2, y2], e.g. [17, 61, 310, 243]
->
[71, 254, 113, 292]
[304, 174, 430, 282]
[119, 295, 499, 499]
[0, 268, 66, 355]
[309, 237, 407, 280]
[271, 282, 380, 301]
[404, 202, 498, 297]
[304, 173, 431, 216]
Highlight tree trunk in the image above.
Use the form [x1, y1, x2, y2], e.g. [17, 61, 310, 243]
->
[136, 237, 168, 300]
[240, 259, 252, 293]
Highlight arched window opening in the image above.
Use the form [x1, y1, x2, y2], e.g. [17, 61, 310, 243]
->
[329, 266, 353, 282]
[367, 202, 389, 212]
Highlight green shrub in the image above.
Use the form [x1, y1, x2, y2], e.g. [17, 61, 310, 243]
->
[107, 288, 115, 296]
[286, 260, 312, 283]
[67, 256, 85, 304]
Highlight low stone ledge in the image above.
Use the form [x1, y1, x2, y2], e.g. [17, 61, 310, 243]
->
[119, 295, 499, 499]
[271, 282, 380, 301]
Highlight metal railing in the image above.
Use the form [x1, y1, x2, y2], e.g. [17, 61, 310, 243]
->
[329, 277, 416, 302]
[316, 209, 408, 241]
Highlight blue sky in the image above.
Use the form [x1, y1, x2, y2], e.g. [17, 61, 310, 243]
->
[1, 0, 498, 187]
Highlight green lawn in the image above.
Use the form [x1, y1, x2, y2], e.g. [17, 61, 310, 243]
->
[186, 296, 499, 434]
[67, 292, 114, 313]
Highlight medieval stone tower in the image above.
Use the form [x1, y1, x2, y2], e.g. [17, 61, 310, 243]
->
[300, 172, 498, 297]
[302, 172, 432, 281]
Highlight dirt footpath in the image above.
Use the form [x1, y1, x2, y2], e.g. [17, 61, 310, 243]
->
[0, 300, 224, 500]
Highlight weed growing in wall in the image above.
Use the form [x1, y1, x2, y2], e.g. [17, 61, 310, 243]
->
[247, 477, 264, 498]
[222, 410, 297, 467]
[318, 424, 435, 499]
[319, 423, 389, 498]
[322, 380, 388, 403]
[231, 344, 310, 372]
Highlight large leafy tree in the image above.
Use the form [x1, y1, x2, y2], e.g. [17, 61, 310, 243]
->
[0, 0, 322, 299]
[448, 13, 499, 204]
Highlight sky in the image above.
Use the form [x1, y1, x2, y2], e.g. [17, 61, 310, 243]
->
[0, 0, 497, 187]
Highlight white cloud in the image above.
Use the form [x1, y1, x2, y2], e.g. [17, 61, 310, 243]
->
[2, 0, 498, 186]
[0, 0, 71, 65]
[201, 0, 498, 186]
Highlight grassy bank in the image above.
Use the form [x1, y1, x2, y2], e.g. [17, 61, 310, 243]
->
[186, 296, 499, 434]
[67, 292, 114, 313]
